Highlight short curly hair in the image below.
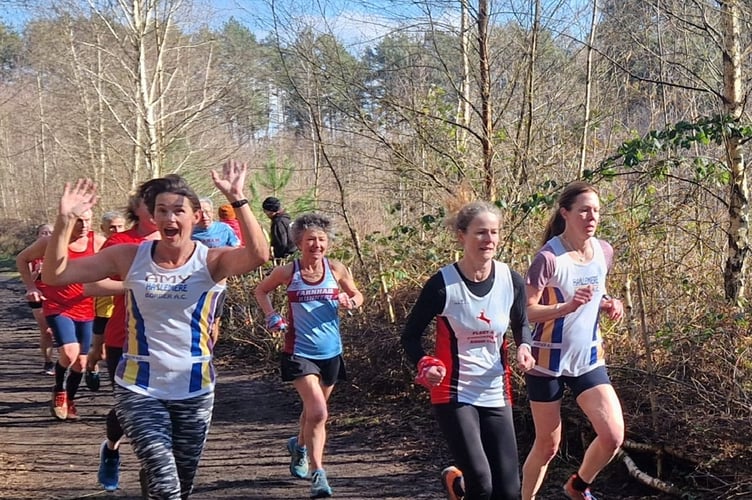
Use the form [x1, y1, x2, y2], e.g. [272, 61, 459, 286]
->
[290, 213, 335, 245]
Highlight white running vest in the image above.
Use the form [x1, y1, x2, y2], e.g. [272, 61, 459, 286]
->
[116, 241, 226, 399]
[434, 261, 514, 407]
[529, 236, 608, 377]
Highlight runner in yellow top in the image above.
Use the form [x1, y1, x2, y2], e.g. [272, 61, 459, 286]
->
[87, 211, 127, 390]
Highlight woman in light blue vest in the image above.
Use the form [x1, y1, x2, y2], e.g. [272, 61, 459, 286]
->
[255, 213, 364, 499]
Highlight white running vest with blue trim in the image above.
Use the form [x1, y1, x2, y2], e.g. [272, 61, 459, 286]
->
[116, 241, 226, 399]
[530, 236, 608, 377]
[286, 258, 342, 359]
[439, 261, 514, 407]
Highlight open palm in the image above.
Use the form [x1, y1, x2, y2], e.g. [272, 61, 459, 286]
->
[60, 179, 99, 218]
[211, 159, 247, 198]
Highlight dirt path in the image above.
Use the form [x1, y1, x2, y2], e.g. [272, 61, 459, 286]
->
[0, 274, 441, 500]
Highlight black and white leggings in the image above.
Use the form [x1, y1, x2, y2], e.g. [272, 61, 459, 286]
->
[114, 386, 214, 500]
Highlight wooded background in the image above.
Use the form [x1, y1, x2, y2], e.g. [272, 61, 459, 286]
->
[0, 0, 750, 496]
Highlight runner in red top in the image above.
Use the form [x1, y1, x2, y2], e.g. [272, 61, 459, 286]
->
[83, 189, 159, 492]
[16, 223, 56, 375]
[15, 210, 105, 420]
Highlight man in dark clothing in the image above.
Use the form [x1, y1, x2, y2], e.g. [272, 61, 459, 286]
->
[262, 196, 297, 260]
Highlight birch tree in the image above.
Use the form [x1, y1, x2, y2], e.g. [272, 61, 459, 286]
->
[96, 0, 216, 180]
[596, 0, 751, 303]
[720, 0, 748, 303]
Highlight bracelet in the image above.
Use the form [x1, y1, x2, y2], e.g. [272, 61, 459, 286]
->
[230, 198, 248, 208]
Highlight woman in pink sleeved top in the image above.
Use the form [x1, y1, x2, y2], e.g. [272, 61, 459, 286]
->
[522, 181, 625, 500]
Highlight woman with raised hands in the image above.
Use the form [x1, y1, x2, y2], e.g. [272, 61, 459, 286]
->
[43, 160, 268, 500]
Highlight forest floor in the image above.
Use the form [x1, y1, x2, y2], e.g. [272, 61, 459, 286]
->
[0, 268, 680, 500]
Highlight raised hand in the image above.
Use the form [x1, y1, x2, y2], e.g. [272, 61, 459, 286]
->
[60, 179, 98, 219]
[211, 159, 247, 199]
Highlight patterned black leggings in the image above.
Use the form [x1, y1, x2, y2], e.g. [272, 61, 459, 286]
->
[114, 386, 214, 500]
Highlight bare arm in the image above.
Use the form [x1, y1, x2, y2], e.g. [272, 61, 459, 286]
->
[331, 260, 364, 310]
[83, 279, 126, 297]
[209, 160, 270, 280]
[526, 282, 596, 324]
[254, 264, 293, 316]
[16, 239, 45, 289]
[16, 238, 47, 301]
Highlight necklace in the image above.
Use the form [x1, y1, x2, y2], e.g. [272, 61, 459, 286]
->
[560, 234, 588, 263]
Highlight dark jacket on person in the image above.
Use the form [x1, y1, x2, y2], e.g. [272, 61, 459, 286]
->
[271, 212, 297, 259]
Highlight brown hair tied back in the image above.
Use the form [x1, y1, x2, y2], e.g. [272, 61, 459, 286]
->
[540, 181, 599, 247]
[443, 181, 500, 233]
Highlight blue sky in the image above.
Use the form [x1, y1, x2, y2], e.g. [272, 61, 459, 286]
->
[0, 0, 451, 45]
[0, 0, 246, 30]
[0, 0, 590, 51]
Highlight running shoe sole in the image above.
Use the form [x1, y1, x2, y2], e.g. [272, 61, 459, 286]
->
[441, 466, 464, 500]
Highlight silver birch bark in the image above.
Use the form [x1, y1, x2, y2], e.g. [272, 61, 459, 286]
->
[721, 0, 749, 303]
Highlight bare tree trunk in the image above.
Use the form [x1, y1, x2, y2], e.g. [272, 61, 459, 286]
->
[131, 0, 161, 178]
[456, 0, 471, 151]
[308, 100, 321, 205]
[578, 0, 598, 178]
[522, 0, 540, 185]
[513, 0, 539, 186]
[721, 0, 749, 303]
[654, 2, 669, 129]
[0, 120, 9, 216]
[653, 2, 674, 268]
[303, 56, 321, 205]
[66, 23, 98, 184]
[96, 33, 107, 191]
[36, 73, 50, 218]
[477, 0, 494, 201]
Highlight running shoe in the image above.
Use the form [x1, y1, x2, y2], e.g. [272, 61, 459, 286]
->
[98, 440, 120, 491]
[50, 390, 68, 420]
[310, 469, 332, 498]
[441, 466, 465, 500]
[43, 361, 55, 375]
[287, 436, 309, 479]
[66, 400, 80, 420]
[564, 474, 597, 500]
[85, 370, 101, 391]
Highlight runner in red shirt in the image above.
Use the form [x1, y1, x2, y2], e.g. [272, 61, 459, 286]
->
[16, 211, 105, 420]
[84, 189, 159, 492]
[16, 223, 56, 375]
